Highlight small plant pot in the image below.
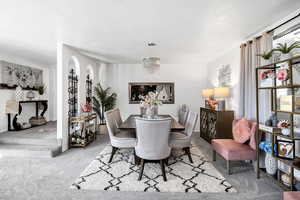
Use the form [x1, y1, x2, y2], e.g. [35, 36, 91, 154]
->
[260, 78, 273, 87]
[280, 53, 293, 61]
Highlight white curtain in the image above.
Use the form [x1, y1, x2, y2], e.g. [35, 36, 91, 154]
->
[239, 32, 273, 121]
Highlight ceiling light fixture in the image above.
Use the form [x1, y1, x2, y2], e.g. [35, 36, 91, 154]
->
[147, 42, 156, 46]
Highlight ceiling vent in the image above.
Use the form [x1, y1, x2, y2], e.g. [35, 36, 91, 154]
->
[143, 57, 160, 67]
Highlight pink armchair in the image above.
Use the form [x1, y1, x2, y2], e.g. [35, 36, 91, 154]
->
[211, 119, 257, 175]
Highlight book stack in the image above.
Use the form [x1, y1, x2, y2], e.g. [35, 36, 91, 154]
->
[259, 124, 282, 133]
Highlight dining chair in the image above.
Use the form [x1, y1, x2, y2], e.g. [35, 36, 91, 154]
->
[178, 107, 189, 126]
[113, 108, 123, 128]
[135, 117, 172, 181]
[170, 112, 198, 163]
[104, 109, 136, 163]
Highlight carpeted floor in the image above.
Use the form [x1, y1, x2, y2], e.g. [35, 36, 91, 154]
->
[72, 145, 236, 193]
[0, 134, 283, 200]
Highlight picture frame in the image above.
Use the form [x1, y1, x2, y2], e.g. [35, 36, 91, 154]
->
[276, 139, 295, 160]
[128, 82, 175, 104]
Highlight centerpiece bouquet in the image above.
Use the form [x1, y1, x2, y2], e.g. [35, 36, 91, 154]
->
[139, 91, 162, 118]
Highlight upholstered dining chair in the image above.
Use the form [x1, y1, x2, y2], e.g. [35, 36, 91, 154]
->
[178, 107, 189, 126]
[170, 112, 198, 163]
[104, 109, 136, 163]
[135, 117, 172, 181]
[113, 108, 123, 128]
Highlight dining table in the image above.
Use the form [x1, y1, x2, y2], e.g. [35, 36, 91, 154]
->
[119, 114, 185, 131]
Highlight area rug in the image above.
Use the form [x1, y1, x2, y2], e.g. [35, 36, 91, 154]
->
[71, 145, 236, 193]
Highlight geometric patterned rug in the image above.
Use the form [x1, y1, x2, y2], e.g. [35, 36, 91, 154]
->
[71, 145, 236, 193]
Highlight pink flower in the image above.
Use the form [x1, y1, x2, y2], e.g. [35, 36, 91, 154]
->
[277, 69, 288, 81]
[260, 72, 267, 80]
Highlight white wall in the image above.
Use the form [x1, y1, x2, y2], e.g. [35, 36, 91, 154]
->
[105, 63, 208, 131]
[57, 44, 102, 151]
[0, 52, 54, 133]
[206, 46, 241, 115]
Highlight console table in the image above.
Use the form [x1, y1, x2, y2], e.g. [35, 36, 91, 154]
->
[7, 100, 48, 131]
[200, 107, 234, 143]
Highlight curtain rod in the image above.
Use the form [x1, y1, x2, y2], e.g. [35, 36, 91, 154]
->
[254, 12, 300, 40]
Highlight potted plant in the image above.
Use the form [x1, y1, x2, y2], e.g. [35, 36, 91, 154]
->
[277, 120, 291, 136]
[139, 91, 162, 118]
[259, 141, 277, 175]
[92, 83, 117, 134]
[36, 84, 46, 99]
[257, 50, 274, 63]
[274, 41, 300, 60]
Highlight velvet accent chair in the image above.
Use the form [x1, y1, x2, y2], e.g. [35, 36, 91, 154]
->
[104, 109, 136, 163]
[283, 192, 300, 200]
[135, 117, 172, 181]
[170, 112, 198, 163]
[211, 119, 257, 175]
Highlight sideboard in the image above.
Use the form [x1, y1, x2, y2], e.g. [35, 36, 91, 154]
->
[200, 107, 234, 143]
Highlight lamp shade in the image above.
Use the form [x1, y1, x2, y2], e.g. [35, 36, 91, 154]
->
[202, 89, 214, 98]
[214, 87, 230, 98]
[5, 100, 18, 114]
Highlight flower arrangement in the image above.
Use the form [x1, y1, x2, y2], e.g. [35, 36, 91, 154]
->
[277, 120, 290, 128]
[139, 91, 162, 108]
[277, 68, 289, 81]
[259, 141, 277, 154]
[260, 69, 274, 80]
[81, 103, 92, 113]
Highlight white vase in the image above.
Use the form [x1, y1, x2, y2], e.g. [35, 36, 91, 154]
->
[280, 53, 293, 61]
[281, 128, 290, 136]
[146, 106, 158, 118]
[265, 153, 277, 175]
[260, 78, 273, 87]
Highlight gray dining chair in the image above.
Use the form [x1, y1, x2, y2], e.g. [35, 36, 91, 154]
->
[104, 109, 136, 163]
[170, 112, 198, 163]
[114, 108, 123, 128]
[178, 107, 189, 127]
[135, 117, 172, 181]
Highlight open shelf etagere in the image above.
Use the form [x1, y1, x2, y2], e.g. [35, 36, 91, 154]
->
[255, 55, 300, 191]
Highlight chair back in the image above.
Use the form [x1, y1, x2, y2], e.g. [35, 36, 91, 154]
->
[184, 112, 198, 137]
[135, 117, 171, 160]
[113, 108, 123, 128]
[104, 109, 119, 138]
[178, 108, 189, 126]
[233, 119, 257, 150]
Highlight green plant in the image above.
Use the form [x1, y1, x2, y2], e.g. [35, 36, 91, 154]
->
[257, 50, 273, 60]
[92, 83, 117, 124]
[274, 41, 300, 54]
[36, 84, 46, 95]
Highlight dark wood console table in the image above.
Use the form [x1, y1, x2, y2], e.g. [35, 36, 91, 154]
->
[200, 107, 234, 143]
[7, 100, 48, 131]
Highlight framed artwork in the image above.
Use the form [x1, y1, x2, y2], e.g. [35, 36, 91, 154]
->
[128, 82, 175, 104]
[0, 60, 43, 90]
[279, 95, 292, 112]
[276, 140, 295, 160]
[218, 64, 231, 87]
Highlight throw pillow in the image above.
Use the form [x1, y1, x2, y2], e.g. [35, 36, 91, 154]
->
[233, 118, 251, 144]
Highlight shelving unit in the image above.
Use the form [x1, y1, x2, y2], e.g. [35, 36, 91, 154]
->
[256, 55, 300, 191]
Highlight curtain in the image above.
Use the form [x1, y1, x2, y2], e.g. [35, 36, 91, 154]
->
[239, 32, 273, 121]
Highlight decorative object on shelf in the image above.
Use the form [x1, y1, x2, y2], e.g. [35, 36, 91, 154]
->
[86, 74, 92, 104]
[214, 87, 230, 111]
[140, 91, 162, 118]
[128, 82, 174, 104]
[36, 84, 46, 99]
[202, 88, 214, 108]
[277, 68, 289, 85]
[257, 50, 274, 62]
[281, 173, 296, 187]
[26, 90, 35, 100]
[92, 83, 117, 124]
[259, 124, 281, 133]
[293, 158, 300, 168]
[280, 95, 292, 112]
[277, 120, 291, 136]
[0, 60, 43, 90]
[276, 140, 294, 160]
[15, 85, 24, 101]
[264, 113, 278, 127]
[259, 141, 277, 175]
[274, 41, 300, 60]
[81, 103, 92, 113]
[260, 69, 274, 87]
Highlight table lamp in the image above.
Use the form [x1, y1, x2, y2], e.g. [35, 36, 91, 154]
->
[202, 89, 214, 108]
[214, 87, 230, 111]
